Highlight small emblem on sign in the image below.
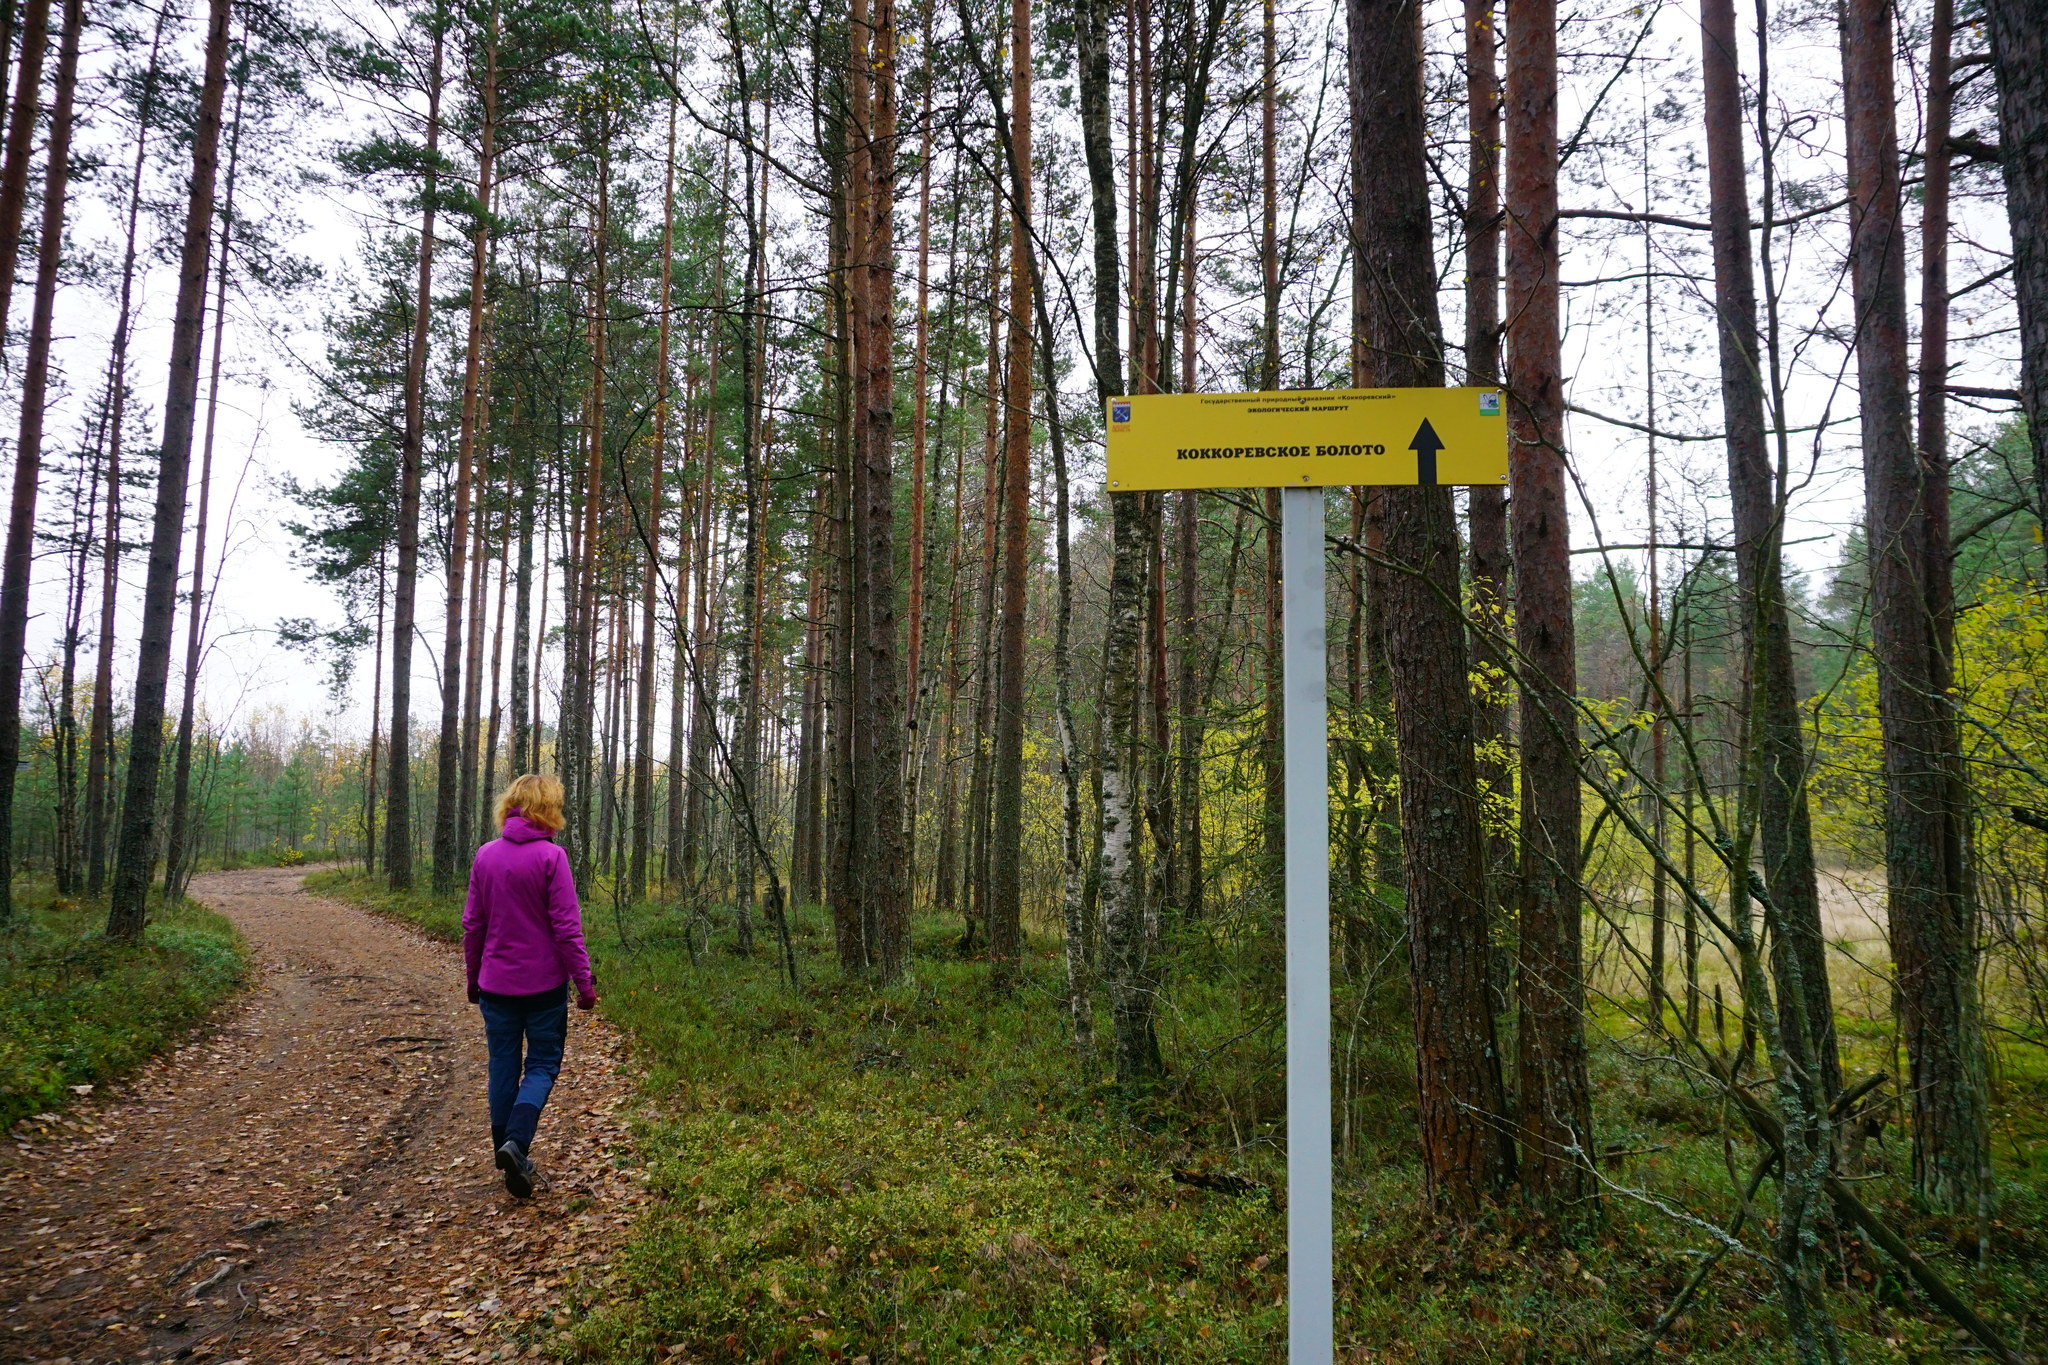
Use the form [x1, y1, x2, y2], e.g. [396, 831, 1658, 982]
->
[1111, 401, 1132, 424]
[1478, 391, 1501, 417]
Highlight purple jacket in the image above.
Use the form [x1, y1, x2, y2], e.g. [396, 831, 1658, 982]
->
[462, 814, 597, 1000]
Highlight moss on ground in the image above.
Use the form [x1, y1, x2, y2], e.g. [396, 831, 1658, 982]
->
[0, 879, 246, 1131]
[313, 868, 2048, 1363]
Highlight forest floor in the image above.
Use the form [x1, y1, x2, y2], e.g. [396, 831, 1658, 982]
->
[312, 870, 2048, 1364]
[12, 864, 2041, 1363]
[0, 866, 646, 1365]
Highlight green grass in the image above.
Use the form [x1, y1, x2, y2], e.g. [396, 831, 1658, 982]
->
[312, 868, 2048, 1364]
[0, 879, 247, 1131]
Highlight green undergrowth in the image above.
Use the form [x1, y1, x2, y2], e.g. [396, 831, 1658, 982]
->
[0, 878, 247, 1131]
[312, 865, 467, 942]
[312, 867, 2048, 1363]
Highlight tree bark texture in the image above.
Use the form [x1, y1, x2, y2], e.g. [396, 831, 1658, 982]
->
[0, 0, 50, 360]
[840, 0, 907, 979]
[164, 53, 246, 905]
[731, 130, 767, 949]
[85, 5, 169, 899]
[1259, 0, 1283, 875]
[0, 0, 79, 920]
[107, 0, 232, 939]
[385, 25, 446, 892]
[436, 27, 498, 891]
[1351, 0, 1515, 1210]
[988, 0, 1033, 984]
[1984, 0, 2048, 545]
[1839, 0, 1988, 1216]
[563, 153, 612, 885]
[1081, 0, 1154, 1086]
[1700, 0, 1839, 1100]
[509, 450, 535, 778]
[632, 82, 677, 905]
[1463, 0, 1512, 976]
[1504, 0, 1594, 1207]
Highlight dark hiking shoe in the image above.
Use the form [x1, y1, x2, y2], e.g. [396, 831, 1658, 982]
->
[497, 1140, 537, 1199]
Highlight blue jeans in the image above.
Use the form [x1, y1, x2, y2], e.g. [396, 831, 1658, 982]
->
[478, 983, 568, 1151]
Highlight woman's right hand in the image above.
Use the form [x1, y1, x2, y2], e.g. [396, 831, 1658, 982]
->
[576, 988, 598, 1012]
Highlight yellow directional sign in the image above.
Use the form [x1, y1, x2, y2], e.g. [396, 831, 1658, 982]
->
[1104, 387, 1508, 490]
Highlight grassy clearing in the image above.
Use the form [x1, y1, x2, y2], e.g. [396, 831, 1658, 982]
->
[312, 867, 2048, 1364]
[0, 880, 247, 1131]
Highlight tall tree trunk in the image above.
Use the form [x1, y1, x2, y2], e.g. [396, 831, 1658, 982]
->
[1101, 501, 1161, 1087]
[385, 20, 446, 892]
[1174, 208, 1203, 923]
[0, 0, 20, 221]
[435, 11, 497, 890]
[458, 464, 492, 854]
[792, 477, 828, 905]
[1463, 0, 1512, 982]
[664, 345, 698, 886]
[1338, 490, 1368, 983]
[932, 369, 970, 916]
[845, 0, 907, 979]
[603, 601, 625, 877]
[1258, 0, 1283, 880]
[906, 35, 933, 763]
[509, 447, 535, 778]
[732, 105, 767, 955]
[1043, 203, 1091, 1057]
[106, 0, 232, 939]
[573, 167, 611, 880]
[631, 82, 677, 906]
[966, 224, 1003, 948]
[560, 198, 605, 884]
[366, 551, 387, 872]
[1643, 185, 1667, 1034]
[1133, 0, 1154, 395]
[682, 253, 722, 894]
[1504, 0, 1593, 1207]
[836, 13, 870, 947]
[56, 390, 102, 896]
[84, 405, 121, 897]
[822, 108, 854, 935]
[1126, 0, 1228, 922]
[0, 0, 78, 920]
[481, 528, 508, 832]
[86, 4, 168, 901]
[1841, 0, 1988, 1214]
[1145, 505, 1173, 914]
[1700, 0, 1838, 1098]
[0, 0, 49, 360]
[530, 462, 552, 772]
[1352, 0, 1514, 1210]
[682, 435, 719, 896]
[988, 0, 1032, 985]
[795, 303, 836, 908]
[560, 340, 589, 840]
[1083, 0, 1155, 1085]
[164, 45, 247, 904]
[1984, 0, 2048, 547]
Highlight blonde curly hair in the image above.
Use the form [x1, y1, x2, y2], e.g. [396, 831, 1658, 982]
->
[493, 773, 565, 833]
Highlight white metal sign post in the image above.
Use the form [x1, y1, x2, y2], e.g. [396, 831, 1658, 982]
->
[1282, 484, 1332, 1365]
[1102, 386, 1507, 1364]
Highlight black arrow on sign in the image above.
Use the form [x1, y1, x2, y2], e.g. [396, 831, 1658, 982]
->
[1409, 418, 1444, 485]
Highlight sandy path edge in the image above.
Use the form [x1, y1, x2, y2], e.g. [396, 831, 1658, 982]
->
[0, 866, 645, 1365]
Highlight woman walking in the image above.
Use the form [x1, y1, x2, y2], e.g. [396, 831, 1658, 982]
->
[463, 773, 599, 1198]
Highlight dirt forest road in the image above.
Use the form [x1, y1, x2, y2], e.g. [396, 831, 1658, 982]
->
[0, 867, 645, 1365]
